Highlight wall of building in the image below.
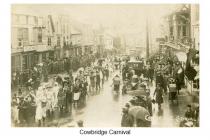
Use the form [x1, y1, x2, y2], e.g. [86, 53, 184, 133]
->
[191, 4, 199, 50]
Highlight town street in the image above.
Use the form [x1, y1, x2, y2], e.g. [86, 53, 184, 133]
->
[61, 70, 194, 127]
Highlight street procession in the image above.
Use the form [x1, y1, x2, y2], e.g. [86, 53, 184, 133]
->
[11, 4, 199, 127]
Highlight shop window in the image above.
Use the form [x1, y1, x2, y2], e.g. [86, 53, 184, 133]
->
[42, 53, 46, 61]
[49, 52, 54, 60]
[11, 56, 16, 72]
[18, 38, 22, 47]
[34, 54, 39, 65]
[22, 55, 28, 70]
[12, 55, 21, 72]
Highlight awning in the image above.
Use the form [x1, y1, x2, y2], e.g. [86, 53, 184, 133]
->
[175, 52, 187, 62]
[164, 42, 180, 50]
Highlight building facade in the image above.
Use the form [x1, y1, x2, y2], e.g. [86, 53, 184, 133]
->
[11, 13, 46, 73]
[191, 4, 199, 51]
[163, 4, 199, 94]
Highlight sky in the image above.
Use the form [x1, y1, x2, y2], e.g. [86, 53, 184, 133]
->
[11, 4, 179, 32]
[11, 4, 181, 49]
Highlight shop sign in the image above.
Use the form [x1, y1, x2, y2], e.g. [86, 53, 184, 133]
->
[23, 46, 35, 52]
[36, 45, 54, 52]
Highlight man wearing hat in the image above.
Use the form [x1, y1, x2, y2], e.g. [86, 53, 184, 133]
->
[153, 83, 164, 110]
[63, 81, 72, 114]
[155, 71, 164, 89]
[185, 104, 194, 119]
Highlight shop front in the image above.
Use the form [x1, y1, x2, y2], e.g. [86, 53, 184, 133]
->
[36, 45, 54, 62]
[11, 52, 22, 73]
[22, 51, 36, 70]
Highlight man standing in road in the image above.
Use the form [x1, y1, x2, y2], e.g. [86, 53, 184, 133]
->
[96, 70, 101, 92]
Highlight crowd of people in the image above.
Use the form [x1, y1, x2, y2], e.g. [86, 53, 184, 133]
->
[11, 54, 116, 127]
[11, 55, 96, 91]
[119, 53, 199, 127]
[11, 52, 199, 127]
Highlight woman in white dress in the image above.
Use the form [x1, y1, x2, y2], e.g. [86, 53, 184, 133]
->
[35, 86, 47, 127]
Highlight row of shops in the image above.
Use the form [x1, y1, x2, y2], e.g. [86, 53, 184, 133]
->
[12, 44, 94, 73]
[12, 46, 57, 73]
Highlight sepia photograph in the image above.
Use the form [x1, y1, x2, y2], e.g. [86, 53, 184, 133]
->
[11, 4, 199, 127]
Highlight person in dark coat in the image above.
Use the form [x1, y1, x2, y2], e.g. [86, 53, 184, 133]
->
[63, 82, 72, 114]
[175, 74, 181, 95]
[77, 120, 84, 127]
[121, 108, 134, 127]
[105, 66, 109, 81]
[96, 71, 100, 91]
[155, 72, 164, 89]
[185, 104, 194, 119]
[153, 84, 164, 110]
[148, 66, 154, 82]
[72, 80, 82, 109]
[80, 78, 88, 108]
[18, 97, 27, 125]
[57, 87, 66, 117]
[179, 104, 195, 127]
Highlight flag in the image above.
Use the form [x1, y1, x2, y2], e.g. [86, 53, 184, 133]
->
[185, 48, 197, 71]
[185, 48, 198, 81]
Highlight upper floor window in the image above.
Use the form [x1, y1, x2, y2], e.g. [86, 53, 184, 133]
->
[17, 28, 28, 46]
[63, 37, 66, 46]
[48, 37, 51, 46]
[38, 28, 42, 43]
[13, 15, 20, 24]
[18, 38, 22, 47]
[34, 17, 38, 25]
[57, 36, 61, 46]
[19, 15, 27, 25]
